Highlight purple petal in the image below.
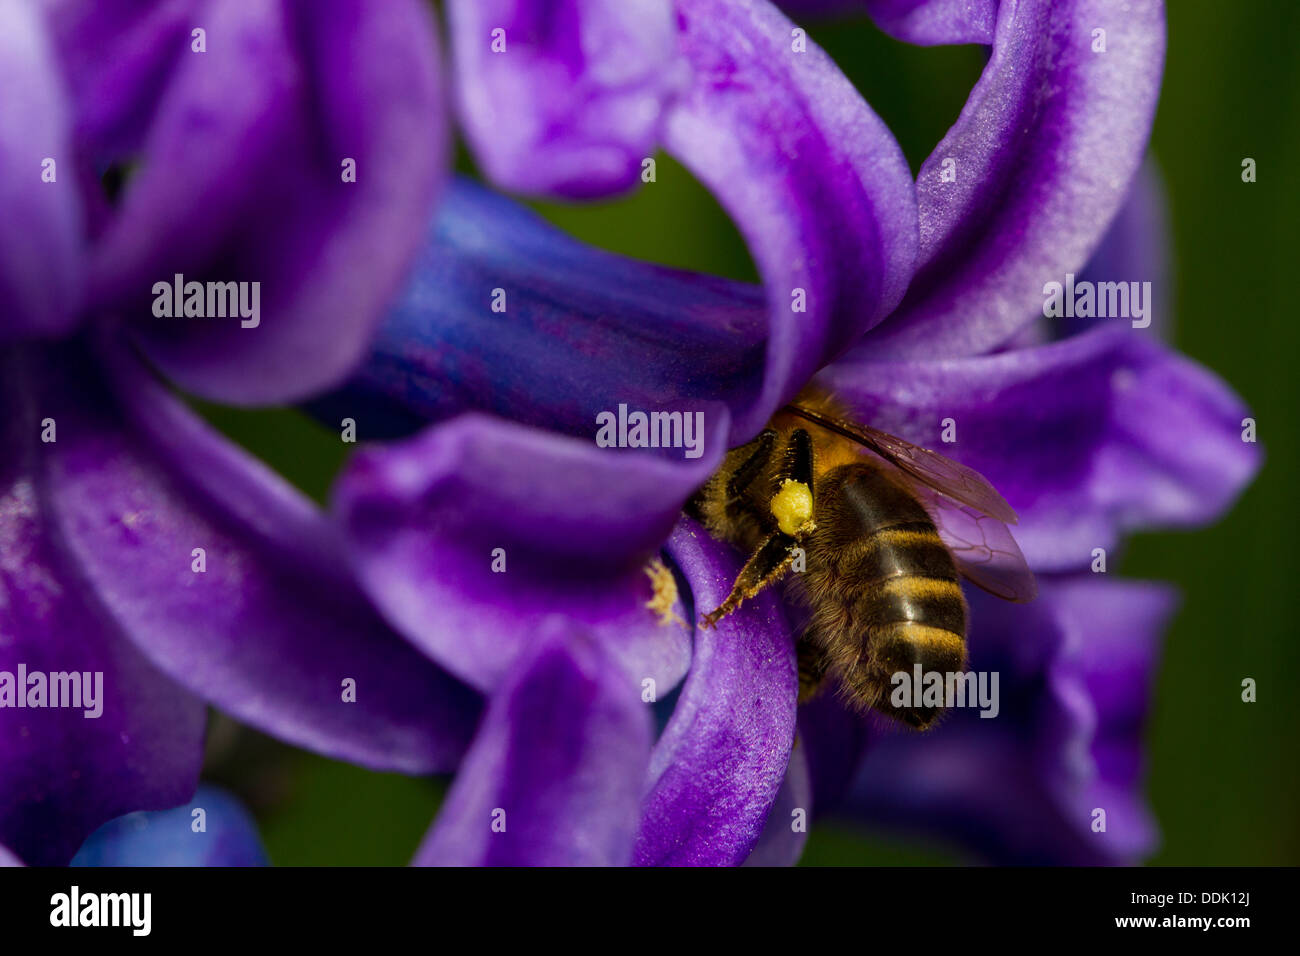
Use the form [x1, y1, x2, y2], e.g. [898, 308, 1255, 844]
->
[822, 326, 1261, 571]
[444, 0, 920, 389]
[1, 348, 205, 867]
[742, 743, 811, 866]
[664, 0, 918, 435]
[844, 577, 1172, 864]
[996, 159, 1171, 350]
[0, 0, 81, 340]
[860, 0, 997, 44]
[634, 519, 798, 866]
[316, 179, 770, 446]
[326, 144, 908, 449]
[1069, 159, 1171, 338]
[40, 0, 199, 157]
[334, 412, 708, 694]
[79, 0, 447, 404]
[415, 625, 652, 866]
[1040, 577, 1171, 861]
[0, 844, 19, 866]
[36, 337, 479, 774]
[448, 0, 682, 198]
[71, 784, 268, 867]
[780, 0, 997, 45]
[859, 0, 1166, 358]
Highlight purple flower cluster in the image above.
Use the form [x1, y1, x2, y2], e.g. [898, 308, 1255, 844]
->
[1, 0, 473, 865]
[1, 0, 1259, 866]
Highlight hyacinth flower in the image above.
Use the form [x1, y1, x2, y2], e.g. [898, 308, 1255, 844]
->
[317, 0, 1257, 865]
[0, 0, 481, 864]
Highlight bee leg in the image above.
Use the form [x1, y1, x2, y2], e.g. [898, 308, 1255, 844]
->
[725, 428, 778, 503]
[701, 530, 799, 628]
[780, 428, 816, 499]
[687, 428, 776, 525]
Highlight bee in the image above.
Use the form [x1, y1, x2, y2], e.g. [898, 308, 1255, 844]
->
[692, 388, 1036, 729]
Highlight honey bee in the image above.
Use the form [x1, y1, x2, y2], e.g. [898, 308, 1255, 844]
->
[692, 388, 1036, 729]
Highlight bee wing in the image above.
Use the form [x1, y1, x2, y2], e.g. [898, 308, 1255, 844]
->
[782, 404, 1018, 523]
[908, 481, 1038, 603]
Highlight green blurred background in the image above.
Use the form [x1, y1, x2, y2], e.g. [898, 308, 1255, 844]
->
[199, 2, 1298, 865]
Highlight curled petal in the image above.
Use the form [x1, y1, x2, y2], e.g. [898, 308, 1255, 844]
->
[664, 0, 918, 436]
[780, 0, 997, 45]
[35, 337, 479, 774]
[448, 0, 682, 198]
[845, 577, 1173, 864]
[822, 327, 1261, 571]
[415, 625, 652, 866]
[0, 0, 81, 340]
[1040, 577, 1172, 862]
[860, 0, 997, 45]
[860, 0, 1166, 358]
[325, 127, 910, 446]
[71, 785, 268, 867]
[997, 159, 1171, 350]
[1069, 160, 1171, 338]
[79, 0, 447, 403]
[743, 742, 812, 866]
[332, 6, 918, 445]
[440, 0, 919, 428]
[1, 347, 205, 867]
[635, 519, 798, 866]
[334, 412, 708, 694]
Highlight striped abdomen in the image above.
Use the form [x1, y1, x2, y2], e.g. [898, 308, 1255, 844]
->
[802, 463, 967, 728]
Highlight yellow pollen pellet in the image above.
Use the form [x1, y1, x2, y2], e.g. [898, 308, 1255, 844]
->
[770, 479, 814, 536]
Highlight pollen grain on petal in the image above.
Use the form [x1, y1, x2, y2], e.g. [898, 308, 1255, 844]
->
[644, 558, 685, 628]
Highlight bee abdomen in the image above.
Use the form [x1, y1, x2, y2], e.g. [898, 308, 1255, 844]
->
[835, 555, 967, 678]
[856, 561, 965, 635]
[855, 529, 967, 703]
[814, 519, 966, 637]
[834, 523, 958, 589]
[806, 467, 968, 727]
[832, 621, 967, 728]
